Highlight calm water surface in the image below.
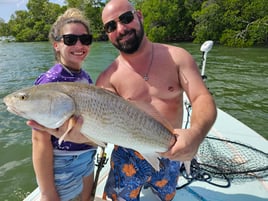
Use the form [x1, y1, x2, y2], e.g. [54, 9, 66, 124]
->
[0, 41, 267, 200]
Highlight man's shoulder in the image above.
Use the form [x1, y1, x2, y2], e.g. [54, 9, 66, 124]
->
[155, 43, 186, 55]
[101, 57, 120, 74]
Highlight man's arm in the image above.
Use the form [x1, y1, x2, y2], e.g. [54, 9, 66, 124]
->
[164, 93, 216, 161]
[162, 47, 217, 161]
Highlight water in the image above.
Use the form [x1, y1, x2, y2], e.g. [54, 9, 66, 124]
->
[0, 41, 267, 200]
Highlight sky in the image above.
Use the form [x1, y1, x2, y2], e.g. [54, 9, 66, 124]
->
[0, 0, 65, 22]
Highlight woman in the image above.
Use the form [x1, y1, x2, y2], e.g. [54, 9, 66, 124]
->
[32, 8, 96, 201]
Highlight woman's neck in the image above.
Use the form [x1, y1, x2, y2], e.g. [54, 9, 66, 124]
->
[60, 63, 81, 74]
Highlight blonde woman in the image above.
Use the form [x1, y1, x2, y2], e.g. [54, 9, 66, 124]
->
[32, 8, 96, 201]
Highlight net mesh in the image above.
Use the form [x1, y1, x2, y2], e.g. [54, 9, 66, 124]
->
[195, 136, 268, 182]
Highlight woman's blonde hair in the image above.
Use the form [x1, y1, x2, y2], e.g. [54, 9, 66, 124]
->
[49, 8, 91, 61]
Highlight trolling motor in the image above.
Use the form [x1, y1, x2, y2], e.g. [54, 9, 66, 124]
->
[200, 40, 213, 81]
[184, 39, 214, 131]
[183, 40, 214, 129]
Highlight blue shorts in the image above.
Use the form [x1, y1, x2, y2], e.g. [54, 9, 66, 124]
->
[103, 146, 180, 201]
[53, 149, 96, 201]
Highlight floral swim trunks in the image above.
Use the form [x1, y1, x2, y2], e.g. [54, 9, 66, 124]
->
[103, 146, 180, 201]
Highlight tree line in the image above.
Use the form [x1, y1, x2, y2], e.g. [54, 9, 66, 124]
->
[0, 0, 267, 47]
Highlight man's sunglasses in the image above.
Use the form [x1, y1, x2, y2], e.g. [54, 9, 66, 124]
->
[104, 10, 135, 33]
[55, 34, 92, 46]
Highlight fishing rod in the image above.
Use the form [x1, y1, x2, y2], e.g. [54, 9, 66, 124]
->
[91, 147, 108, 201]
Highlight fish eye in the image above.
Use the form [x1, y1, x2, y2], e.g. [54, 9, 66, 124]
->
[18, 93, 28, 100]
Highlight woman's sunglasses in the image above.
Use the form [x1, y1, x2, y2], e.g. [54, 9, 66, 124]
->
[104, 10, 135, 33]
[55, 34, 92, 46]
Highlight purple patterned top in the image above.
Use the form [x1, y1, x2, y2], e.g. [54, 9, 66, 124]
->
[35, 63, 93, 151]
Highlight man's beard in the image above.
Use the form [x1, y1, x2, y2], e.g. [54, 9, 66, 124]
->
[113, 22, 144, 54]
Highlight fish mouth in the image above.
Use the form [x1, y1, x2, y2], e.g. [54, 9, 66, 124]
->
[6, 105, 23, 116]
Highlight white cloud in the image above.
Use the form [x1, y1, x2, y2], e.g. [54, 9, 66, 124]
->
[0, 0, 27, 9]
[0, 0, 21, 4]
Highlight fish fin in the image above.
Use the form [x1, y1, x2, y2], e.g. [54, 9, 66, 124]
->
[58, 118, 107, 148]
[58, 117, 75, 145]
[130, 101, 174, 133]
[183, 161, 191, 175]
[140, 152, 161, 171]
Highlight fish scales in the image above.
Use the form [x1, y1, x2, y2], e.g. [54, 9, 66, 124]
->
[75, 84, 172, 151]
[3, 82, 176, 170]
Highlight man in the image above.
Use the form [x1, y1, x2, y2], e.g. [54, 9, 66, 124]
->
[28, 0, 217, 200]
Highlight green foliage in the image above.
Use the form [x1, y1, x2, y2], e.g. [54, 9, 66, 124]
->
[192, 2, 224, 43]
[220, 29, 253, 47]
[8, 11, 29, 37]
[137, 0, 200, 42]
[0, 18, 10, 36]
[16, 28, 36, 42]
[6, 0, 64, 42]
[247, 17, 268, 46]
[193, 0, 268, 47]
[64, 0, 105, 39]
[2, 0, 267, 47]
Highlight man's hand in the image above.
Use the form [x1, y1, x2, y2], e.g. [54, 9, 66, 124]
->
[160, 129, 200, 161]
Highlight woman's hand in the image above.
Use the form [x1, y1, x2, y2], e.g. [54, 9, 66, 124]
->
[27, 116, 92, 144]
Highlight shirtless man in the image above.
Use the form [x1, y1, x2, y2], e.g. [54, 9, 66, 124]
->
[28, 0, 216, 200]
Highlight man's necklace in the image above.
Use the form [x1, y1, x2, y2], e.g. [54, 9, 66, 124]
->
[121, 43, 154, 81]
[143, 44, 154, 81]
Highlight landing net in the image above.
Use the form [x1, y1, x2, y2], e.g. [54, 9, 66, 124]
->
[197, 136, 268, 181]
[178, 136, 268, 188]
